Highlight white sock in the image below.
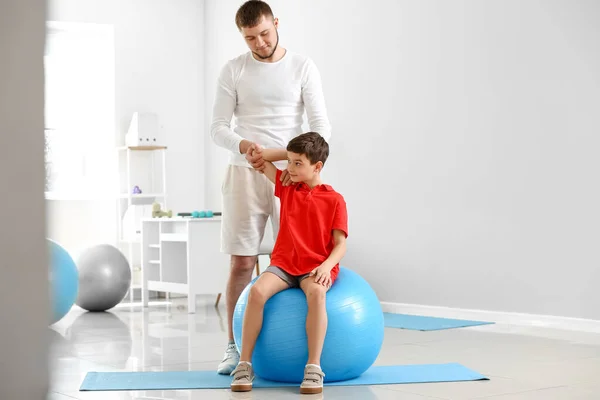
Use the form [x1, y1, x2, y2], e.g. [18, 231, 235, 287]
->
[239, 361, 252, 367]
[306, 364, 321, 370]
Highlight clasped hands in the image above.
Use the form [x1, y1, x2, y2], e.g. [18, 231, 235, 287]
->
[244, 142, 294, 186]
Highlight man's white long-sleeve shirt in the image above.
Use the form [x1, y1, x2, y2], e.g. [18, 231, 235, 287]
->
[210, 51, 331, 167]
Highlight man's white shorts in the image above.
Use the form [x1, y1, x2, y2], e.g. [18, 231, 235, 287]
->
[221, 164, 280, 256]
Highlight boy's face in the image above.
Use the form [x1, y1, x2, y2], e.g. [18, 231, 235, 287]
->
[286, 151, 321, 182]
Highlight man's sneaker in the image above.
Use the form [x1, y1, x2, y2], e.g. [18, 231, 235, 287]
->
[217, 342, 239, 375]
[300, 364, 325, 394]
[230, 362, 254, 392]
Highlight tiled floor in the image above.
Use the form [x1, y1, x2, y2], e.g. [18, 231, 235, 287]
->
[48, 296, 600, 399]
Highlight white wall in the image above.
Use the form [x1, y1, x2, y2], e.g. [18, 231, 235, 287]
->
[0, 0, 49, 398]
[47, 0, 205, 257]
[204, 0, 600, 320]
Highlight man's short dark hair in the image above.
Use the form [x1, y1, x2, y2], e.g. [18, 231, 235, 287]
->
[235, 0, 274, 29]
[287, 132, 329, 165]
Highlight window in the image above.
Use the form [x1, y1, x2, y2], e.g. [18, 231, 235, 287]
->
[44, 21, 115, 199]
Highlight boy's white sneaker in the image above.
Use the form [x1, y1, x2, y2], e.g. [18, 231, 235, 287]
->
[230, 361, 254, 392]
[300, 364, 325, 394]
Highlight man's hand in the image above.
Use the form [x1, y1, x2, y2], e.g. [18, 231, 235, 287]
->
[245, 143, 266, 172]
[309, 264, 333, 287]
[239, 139, 253, 155]
[280, 169, 294, 186]
[244, 144, 294, 185]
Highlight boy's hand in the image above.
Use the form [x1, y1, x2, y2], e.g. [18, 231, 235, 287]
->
[246, 143, 266, 172]
[310, 264, 332, 287]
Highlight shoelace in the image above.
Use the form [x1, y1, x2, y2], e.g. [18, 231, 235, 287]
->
[222, 344, 237, 360]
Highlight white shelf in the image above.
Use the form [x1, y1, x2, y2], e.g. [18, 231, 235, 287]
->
[141, 218, 230, 313]
[46, 192, 166, 201]
[161, 233, 187, 242]
[117, 145, 167, 151]
[118, 193, 165, 199]
[148, 281, 188, 294]
[116, 141, 168, 303]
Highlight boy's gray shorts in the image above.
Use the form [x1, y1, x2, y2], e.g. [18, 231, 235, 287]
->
[265, 266, 311, 288]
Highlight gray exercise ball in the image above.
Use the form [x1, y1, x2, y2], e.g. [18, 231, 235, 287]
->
[75, 244, 131, 312]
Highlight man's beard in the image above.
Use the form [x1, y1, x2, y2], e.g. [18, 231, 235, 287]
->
[253, 30, 279, 60]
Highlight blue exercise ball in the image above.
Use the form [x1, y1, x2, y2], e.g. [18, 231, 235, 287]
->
[233, 267, 384, 383]
[48, 239, 79, 325]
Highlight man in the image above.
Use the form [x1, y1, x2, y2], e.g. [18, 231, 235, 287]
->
[210, 0, 331, 375]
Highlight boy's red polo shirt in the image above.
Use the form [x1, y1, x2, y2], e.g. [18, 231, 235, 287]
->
[269, 169, 348, 283]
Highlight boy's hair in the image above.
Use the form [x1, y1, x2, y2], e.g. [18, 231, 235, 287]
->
[287, 132, 329, 165]
[235, 0, 274, 29]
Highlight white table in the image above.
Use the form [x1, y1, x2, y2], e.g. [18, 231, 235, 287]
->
[140, 217, 230, 313]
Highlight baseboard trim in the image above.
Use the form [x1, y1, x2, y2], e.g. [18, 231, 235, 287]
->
[380, 301, 600, 333]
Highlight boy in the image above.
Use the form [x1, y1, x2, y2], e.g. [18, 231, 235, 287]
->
[230, 132, 348, 395]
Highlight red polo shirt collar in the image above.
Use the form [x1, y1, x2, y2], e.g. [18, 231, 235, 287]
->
[295, 182, 334, 192]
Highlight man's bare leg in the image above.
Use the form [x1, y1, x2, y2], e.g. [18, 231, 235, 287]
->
[217, 255, 255, 375]
[227, 255, 256, 340]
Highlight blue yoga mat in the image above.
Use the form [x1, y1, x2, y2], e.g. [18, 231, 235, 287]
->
[384, 313, 494, 331]
[80, 363, 487, 391]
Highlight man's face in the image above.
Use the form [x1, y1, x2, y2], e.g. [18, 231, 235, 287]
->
[240, 15, 279, 60]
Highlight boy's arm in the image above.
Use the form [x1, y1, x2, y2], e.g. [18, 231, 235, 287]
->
[259, 160, 279, 185]
[320, 230, 347, 271]
[247, 145, 295, 187]
[311, 196, 348, 286]
[246, 145, 287, 167]
[261, 149, 294, 187]
[310, 230, 347, 286]
[262, 148, 288, 162]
